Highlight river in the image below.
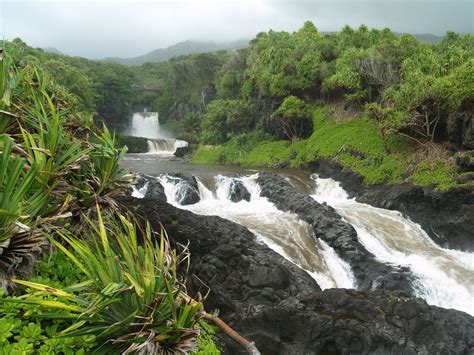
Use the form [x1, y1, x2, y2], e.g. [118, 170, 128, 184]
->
[122, 153, 474, 316]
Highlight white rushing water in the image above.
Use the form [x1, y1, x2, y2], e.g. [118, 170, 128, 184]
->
[311, 175, 474, 315]
[130, 111, 188, 154]
[158, 174, 356, 290]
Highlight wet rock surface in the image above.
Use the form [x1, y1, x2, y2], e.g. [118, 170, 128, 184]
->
[119, 194, 474, 355]
[308, 159, 474, 252]
[174, 145, 192, 157]
[228, 179, 251, 203]
[132, 174, 167, 203]
[165, 173, 200, 205]
[257, 172, 416, 294]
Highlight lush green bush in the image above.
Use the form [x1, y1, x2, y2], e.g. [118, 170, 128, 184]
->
[0, 253, 96, 354]
[272, 96, 313, 141]
[5, 210, 204, 353]
[410, 161, 457, 190]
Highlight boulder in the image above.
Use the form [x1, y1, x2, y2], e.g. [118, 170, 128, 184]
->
[129, 175, 167, 203]
[167, 173, 200, 205]
[229, 180, 251, 203]
[174, 146, 192, 158]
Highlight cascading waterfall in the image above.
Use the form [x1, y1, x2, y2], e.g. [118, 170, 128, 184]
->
[311, 175, 474, 315]
[158, 173, 356, 290]
[131, 112, 160, 138]
[130, 111, 188, 154]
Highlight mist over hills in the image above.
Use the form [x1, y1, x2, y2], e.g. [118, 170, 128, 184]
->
[101, 39, 250, 66]
[100, 34, 442, 66]
[42, 47, 63, 55]
[41, 33, 442, 65]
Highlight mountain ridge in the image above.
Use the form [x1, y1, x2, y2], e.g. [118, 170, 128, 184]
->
[102, 39, 250, 66]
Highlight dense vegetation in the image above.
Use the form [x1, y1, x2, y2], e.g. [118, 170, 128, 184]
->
[161, 23, 473, 190]
[0, 43, 219, 353]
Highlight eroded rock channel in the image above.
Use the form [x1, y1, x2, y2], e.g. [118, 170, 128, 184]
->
[121, 156, 474, 354]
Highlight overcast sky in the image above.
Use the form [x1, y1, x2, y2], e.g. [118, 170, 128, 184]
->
[1, 0, 473, 59]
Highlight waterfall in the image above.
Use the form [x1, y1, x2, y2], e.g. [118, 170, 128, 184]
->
[311, 175, 474, 315]
[129, 111, 188, 154]
[158, 173, 356, 290]
[131, 112, 161, 139]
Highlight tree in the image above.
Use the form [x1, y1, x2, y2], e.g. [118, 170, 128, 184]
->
[200, 100, 254, 144]
[272, 96, 312, 142]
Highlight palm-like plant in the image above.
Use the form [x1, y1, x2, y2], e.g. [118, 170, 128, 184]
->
[0, 135, 48, 292]
[88, 124, 132, 196]
[9, 209, 203, 353]
[0, 42, 134, 294]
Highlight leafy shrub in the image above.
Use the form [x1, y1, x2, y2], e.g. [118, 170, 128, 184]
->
[410, 161, 457, 190]
[8, 210, 203, 353]
[0, 253, 96, 354]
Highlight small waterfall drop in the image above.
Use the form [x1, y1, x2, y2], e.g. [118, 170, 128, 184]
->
[129, 111, 188, 154]
[158, 173, 356, 290]
[131, 112, 161, 139]
[311, 175, 474, 315]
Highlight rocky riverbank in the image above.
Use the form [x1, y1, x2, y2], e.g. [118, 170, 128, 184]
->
[257, 172, 416, 294]
[307, 158, 474, 252]
[119, 176, 474, 354]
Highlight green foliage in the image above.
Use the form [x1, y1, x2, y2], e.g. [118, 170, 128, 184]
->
[200, 99, 254, 144]
[410, 161, 457, 190]
[194, 321, 220, 354]
[7, 210, 203, 353]
[0, 253, 96, 354]
[88, 124, 131, 196]
[0, 136, 44, 241]
[246, 21, 323, 98]
[194, 131, 291, 167]
[272, 96, 312, 141]
[0, 40, 131, 292]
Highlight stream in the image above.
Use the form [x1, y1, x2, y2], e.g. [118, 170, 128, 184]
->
[121, 112, 473, 316]
[123, 154, 474, 316]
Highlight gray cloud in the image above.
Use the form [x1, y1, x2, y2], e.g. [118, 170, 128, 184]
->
[1, 0, 472, 59]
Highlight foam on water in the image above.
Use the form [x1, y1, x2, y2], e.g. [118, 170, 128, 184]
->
[311, 175, 474, 315]
[158, 173, 356, 290]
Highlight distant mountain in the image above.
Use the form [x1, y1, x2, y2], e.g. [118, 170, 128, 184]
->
[412, 33, 443, 44]
[102, 39, 250, 66]
[42, 47, 62, 55]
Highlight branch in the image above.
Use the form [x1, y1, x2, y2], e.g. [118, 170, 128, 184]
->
[203, 313, 261, 355]
[181, 293, 261, 355]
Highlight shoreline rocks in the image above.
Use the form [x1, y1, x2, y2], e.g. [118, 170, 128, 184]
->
[257, 172, 416, 294]
[307, 159, 474, 252]
[119, 194, 474, 354]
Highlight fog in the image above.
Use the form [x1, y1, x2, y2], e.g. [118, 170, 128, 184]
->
[1, 0, 472, 59]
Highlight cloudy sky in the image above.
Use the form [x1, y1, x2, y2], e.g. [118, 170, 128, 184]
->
[1, 0, 473, 59]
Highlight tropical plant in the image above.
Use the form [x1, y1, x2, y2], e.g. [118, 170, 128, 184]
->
[88, 124, 132, 197]
[6, 209, 203, 353]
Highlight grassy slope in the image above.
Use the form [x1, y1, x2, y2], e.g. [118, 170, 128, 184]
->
[194, 108, 462, 190]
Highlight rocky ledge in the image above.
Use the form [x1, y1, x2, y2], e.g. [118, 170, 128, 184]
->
[308, 159, 474, 252]
[118, 189, 473, 354]
[257, 172, 416, 294]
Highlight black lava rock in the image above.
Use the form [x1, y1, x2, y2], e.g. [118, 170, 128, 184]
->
[118, 195, 474, 354]
[257, 172, 417, 294]
[174, 146, 192, 158]
[229, 179, 251, 203]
